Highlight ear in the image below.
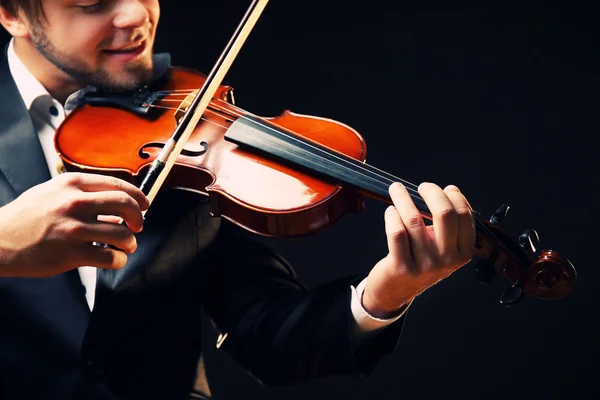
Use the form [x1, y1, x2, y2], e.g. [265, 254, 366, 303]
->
[0, 6, 31, 38]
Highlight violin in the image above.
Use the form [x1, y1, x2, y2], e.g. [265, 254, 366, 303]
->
[53, 0, 576, 306]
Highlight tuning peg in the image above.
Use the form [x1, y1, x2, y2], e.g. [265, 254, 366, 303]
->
[474, 258, 496, 284]
[518, 229, 540, 253]
[499, 281, 523, 307]
[489, 204, 510, 225]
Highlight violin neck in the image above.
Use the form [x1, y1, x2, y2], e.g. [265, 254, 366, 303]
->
[224, 114, 432, 219]
[224, 114, 518, 284]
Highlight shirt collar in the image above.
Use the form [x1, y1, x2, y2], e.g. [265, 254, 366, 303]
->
[7, 38, 94, 116]
[7, 38, 51, 111]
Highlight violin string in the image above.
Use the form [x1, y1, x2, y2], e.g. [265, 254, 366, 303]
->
[243, 111, 499, 238]
[144, 104, 180, 111]
[221, 102, 422, 193]
[148, 92, 499, 240]
[143, 104, 232, 130]
[153, 99, 194, 103]
[221, 105, 502, 245]
[155, 92, 427, 201]
[226, 111, 499, 244]
[151, 92, 442, 207]
[151, 93, 466, 214]
[216, 100, 421, 193]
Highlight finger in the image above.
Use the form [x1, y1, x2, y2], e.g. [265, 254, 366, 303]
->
[383, 205, 413, 269]
[72, 243, 129, 270]
[78, 221, 138, 254]
[388, 182, 432, 267]
[97, 215, 121, 224]
[444, 184, 473, 210]
[71, 191, 145, 232]
[419, 182, 459, 263]
[59, 173, 149, 211]
[444, 185, 475, 261]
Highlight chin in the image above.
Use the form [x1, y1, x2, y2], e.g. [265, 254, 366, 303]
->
[106, 68, 154, 91]
[111, 78, 147, 92]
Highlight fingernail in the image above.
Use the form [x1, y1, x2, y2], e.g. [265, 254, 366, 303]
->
[418, 182, 433, 191]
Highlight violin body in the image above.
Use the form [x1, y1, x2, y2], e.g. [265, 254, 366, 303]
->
[55, 65, 577, 303]
[55, 66, 366, 237]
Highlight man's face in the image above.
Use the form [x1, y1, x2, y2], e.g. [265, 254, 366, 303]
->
[30, 0, 160, 91]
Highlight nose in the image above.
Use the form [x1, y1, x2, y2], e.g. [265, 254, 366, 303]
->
[112, 0, 149, 30]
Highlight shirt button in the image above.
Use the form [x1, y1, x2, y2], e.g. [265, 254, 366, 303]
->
[49, 105, 59, 117]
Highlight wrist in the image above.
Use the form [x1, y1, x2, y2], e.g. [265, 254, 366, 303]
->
[361, 281, 414, 319]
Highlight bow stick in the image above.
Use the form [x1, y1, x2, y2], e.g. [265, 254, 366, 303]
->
[138, 0, 269, 214]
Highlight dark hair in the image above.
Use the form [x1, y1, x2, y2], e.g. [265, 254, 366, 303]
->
[0, 0, 45, 24]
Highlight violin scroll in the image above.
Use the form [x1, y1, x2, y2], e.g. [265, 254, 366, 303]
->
[521, 250, 576, 299]
[473, 205, 577, 306]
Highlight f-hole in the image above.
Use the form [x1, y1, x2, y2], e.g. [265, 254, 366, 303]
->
[139, 141, 209, 159]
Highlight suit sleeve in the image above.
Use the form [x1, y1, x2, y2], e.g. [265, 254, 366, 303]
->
[198, 220, 408, 386]
[82, 193, 407, 398]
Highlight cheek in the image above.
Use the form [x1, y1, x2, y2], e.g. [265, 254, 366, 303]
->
[57, 24, 108, 58]
[149, 1, 161, 26]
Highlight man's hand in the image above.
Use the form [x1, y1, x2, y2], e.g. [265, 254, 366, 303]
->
[363, 182, 475, 318]
[0, 173, 149, 278]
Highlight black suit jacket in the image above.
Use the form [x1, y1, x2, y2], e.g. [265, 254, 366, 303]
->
[0, 49, 406, 400]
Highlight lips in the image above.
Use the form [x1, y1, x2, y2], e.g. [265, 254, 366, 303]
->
[102, 40, 147, 61]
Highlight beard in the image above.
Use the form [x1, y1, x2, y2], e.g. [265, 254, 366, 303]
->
[30, 26, 154, 92]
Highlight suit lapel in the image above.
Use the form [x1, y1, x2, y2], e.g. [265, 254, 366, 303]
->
[0, 52, 51, 198]
[0, 49, 89, 312]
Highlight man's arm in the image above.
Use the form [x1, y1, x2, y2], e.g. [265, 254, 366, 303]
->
[199, 222, 408, 386]
[81, 180, 474, 394]
[201, 182, 473, 385]
[350, 277, 412, 346]
[0, 173, 148, 278]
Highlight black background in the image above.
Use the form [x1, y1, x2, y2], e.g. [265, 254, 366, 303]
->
[1, 1, 598, 399]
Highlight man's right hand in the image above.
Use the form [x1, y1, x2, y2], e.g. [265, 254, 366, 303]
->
[0, 173, 150, 278]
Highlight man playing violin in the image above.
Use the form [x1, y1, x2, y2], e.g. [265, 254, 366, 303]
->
[0, 1, 475, 399]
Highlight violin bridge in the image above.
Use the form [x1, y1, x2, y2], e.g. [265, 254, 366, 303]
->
[226, 88, 236, 105]
[174, 90, 199, 124]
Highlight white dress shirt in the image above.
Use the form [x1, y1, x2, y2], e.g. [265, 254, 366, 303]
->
[6, 38, 407, 339]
